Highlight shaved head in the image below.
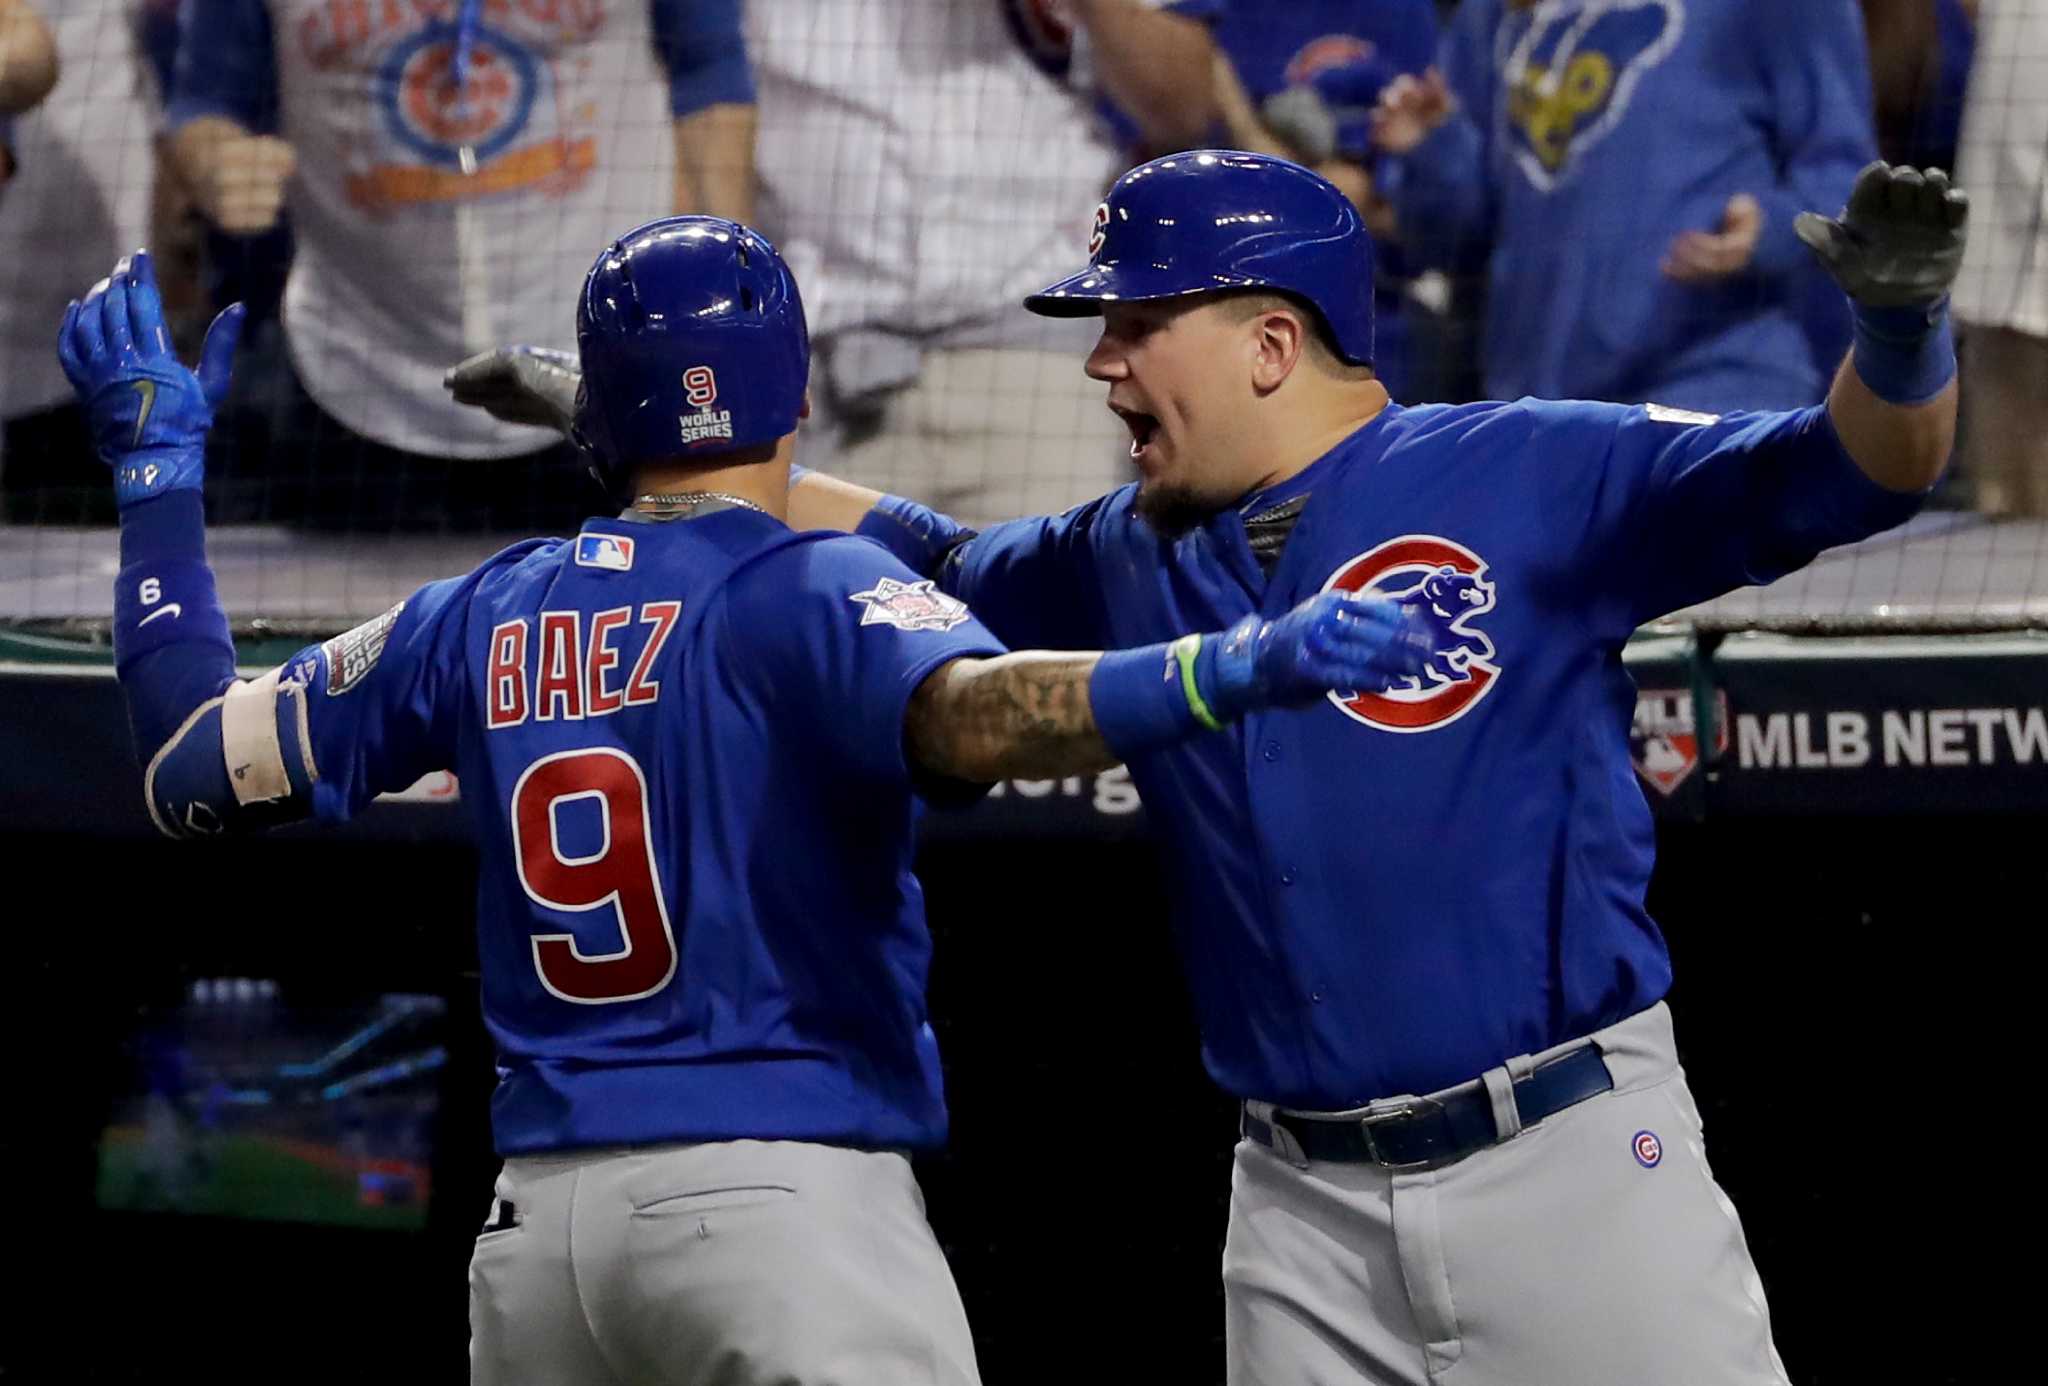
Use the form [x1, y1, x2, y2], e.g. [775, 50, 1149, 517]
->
[1213, 292, 1376, 384]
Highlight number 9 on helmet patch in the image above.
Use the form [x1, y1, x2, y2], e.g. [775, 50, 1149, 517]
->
[683, 366, 718, 409]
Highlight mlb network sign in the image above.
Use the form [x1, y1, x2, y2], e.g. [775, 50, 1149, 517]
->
[1712, 638, 2048, 814]
[1734, 706, 2048, 771]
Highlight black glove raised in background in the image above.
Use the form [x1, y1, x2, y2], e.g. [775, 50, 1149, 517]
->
[1795, 160, 1969, 309]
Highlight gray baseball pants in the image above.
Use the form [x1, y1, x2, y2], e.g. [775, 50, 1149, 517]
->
[469, 1139, 981, 1386]
[1227, 1003, 1790, 1385]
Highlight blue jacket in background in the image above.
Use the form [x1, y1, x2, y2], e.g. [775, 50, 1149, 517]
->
[1382, 0, 1875, 411]
[1173, 0, 1440, 401]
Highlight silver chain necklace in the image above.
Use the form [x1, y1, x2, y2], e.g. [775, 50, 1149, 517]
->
[631, 490, 768, 518]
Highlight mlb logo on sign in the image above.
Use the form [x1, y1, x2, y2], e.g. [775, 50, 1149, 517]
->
[576, 534, 636, 572]
[1630, 688, 1730, 796]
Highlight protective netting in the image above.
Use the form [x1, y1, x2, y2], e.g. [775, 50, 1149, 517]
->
[2, 0, 2043, 645]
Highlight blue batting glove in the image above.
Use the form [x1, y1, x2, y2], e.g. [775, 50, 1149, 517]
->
[1193, 591, 1428, 724]
[56, 249, 245, 509]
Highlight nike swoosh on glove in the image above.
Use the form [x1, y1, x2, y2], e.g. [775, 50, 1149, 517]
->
[57, 249, 244, 509]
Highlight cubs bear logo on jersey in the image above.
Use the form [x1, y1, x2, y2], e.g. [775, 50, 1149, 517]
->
[1321, 535, 1501, 732]
[1500, 0, 1683, 190]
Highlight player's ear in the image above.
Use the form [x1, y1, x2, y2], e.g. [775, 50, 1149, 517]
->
[1249, 309, 1308, 395]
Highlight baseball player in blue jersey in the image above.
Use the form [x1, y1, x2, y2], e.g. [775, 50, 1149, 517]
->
[450, 151, 1966, 1382]
[856, 153, 1965, 1385]
[62, 218, 1434, 1385]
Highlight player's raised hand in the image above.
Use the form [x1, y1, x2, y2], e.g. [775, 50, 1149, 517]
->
[1369, 68, 1455, 156]
[57, 250, 245, 508]
[1198, 591, 1429, 720]
[1795, 161, 1969, 308]
[444, 345, 582, 437]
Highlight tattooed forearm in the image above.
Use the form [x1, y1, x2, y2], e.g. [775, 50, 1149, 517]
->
[904, 654, 1117, 782]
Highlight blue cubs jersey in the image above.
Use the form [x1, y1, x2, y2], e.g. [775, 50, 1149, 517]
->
[281, 510, 1004, 1154]
[943, 400, 1921, 1108]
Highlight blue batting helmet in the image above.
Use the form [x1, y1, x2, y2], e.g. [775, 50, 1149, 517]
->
[1025, 150, 1375, 366]
[574, 216, 809, 498]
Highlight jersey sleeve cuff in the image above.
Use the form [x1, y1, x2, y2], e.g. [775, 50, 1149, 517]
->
[165, 95, 270, 133]
[887, 637, 1008, 789]
[668, 56, 756, 118]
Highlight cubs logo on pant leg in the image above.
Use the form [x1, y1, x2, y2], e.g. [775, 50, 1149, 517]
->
[1320, 534, 1501, 733]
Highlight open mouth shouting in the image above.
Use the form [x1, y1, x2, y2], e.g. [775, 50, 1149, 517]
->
[1110, 401, 1163, 466]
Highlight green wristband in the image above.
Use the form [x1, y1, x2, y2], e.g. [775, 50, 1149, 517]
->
[1172, 633, 1224, 733]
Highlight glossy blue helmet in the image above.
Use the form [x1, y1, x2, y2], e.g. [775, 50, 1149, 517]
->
[1025, 150, 1375, 366]
[574, 216, 809, 498]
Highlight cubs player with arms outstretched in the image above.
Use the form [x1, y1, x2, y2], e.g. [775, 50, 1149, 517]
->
[63, 224, 1432, 1384]
[451, 150, 1969, 1383]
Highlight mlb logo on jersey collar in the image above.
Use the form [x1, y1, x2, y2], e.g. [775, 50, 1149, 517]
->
[576, 533, 636, 572]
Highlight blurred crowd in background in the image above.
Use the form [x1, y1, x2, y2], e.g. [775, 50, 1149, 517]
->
[0, 0, 2041, 538]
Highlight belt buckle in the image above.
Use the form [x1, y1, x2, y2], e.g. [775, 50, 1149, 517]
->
[1356, 1095, 1446, 1169]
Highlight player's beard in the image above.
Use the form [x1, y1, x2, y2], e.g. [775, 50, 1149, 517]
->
[1134, 481, 1217, 540]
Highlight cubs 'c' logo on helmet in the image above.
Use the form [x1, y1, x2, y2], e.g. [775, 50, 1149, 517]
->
[1322, 535, 1502, 733]
[1087, 201, 1111, 259]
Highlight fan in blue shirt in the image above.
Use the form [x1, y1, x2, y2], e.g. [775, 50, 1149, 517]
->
[1372, 0, 1878, 411]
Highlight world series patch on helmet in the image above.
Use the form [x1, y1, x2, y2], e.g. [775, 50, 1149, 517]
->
[573, 217, 810, 499]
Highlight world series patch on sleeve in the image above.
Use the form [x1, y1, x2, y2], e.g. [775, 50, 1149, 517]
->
[322, 602, 405, 696]
[849, 577, 973, 633]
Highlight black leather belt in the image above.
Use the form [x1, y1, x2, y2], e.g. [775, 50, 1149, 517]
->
[1241, 1044, 1614, 1169]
